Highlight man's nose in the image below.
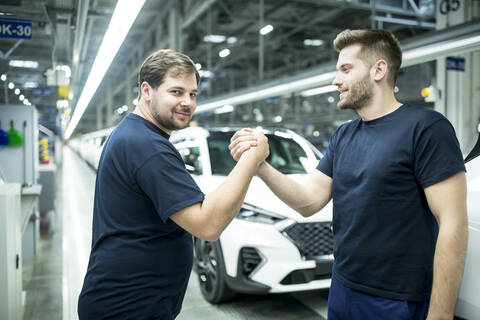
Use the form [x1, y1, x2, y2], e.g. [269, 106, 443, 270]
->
[181, 95, 192, 106]
[332, 74, 341, 87]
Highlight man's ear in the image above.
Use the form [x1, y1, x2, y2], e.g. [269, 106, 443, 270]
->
[372, 59, 388, 82]
[140, 81, 152, 101]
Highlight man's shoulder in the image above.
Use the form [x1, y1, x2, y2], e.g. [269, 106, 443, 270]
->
[401, 104, 446, 123]
[109, 118, 177, 161]
[335, 118, 361, 134]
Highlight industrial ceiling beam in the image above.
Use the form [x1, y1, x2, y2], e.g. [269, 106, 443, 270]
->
[196, 20, 480, 113]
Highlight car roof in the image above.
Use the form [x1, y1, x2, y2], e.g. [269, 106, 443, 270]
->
[171, 126, 295, 138]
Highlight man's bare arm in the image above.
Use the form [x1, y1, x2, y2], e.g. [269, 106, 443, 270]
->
[170, 130, 269, 241]
[424, 171, 468, 320]
[230, 128, 332, 217]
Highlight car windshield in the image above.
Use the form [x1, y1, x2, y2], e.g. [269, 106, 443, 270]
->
[207, 131, 312, 175]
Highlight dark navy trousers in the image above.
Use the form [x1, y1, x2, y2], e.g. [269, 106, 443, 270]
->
[327, 275, 429, 320]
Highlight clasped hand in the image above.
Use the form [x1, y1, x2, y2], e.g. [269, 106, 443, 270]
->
[229, 128, 269, 164]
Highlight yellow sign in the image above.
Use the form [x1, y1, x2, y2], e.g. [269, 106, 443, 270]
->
[58, 85, 69, 99]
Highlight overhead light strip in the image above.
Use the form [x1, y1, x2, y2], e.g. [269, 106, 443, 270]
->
[196, 32, 480, 114]
[301, 85, 337, 97]
[64, 0, 145, 139]
[402, 34, 480, 67]
[196, 71, 337, 113]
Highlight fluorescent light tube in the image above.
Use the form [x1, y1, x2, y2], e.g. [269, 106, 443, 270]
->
[301, 85, 337, 97]
[219, 49, 230, 58]
[9, 60, 39, 68]
[260, 24, 273, 35]
[65, 0, 145, 139]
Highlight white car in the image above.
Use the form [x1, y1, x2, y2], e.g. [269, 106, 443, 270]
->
[171, 127, 334, 303]
[455, 134, 480, 319]
[69, 127, 113, 170]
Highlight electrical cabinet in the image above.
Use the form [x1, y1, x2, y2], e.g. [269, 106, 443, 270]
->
[0, 184, 23, 320]
[0, 105, 39, 260]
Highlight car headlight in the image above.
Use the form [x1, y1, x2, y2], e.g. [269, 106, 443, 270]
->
[236, 203, 286, 224]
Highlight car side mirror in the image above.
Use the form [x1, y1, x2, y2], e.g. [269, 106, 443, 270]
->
[465, 123, 480, 163]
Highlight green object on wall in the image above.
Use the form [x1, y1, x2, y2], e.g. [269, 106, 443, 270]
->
[7, 120, 23, 146]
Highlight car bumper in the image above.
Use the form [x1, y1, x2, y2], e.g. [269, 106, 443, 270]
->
[220, 219, 333, 293]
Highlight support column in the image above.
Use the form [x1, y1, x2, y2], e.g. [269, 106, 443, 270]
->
[106, 85, 113, 127]
[126, 64, 133, 112]
[96, 105, 103, 130]
[206, 8, 213, 96]
[258, 0, 265, 81]
[435, 0, 480, 154]
[4, 80, 8, 105]
[169, 3, 182, 51]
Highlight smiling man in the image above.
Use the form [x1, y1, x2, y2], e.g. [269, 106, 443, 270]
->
[78, 49, 269, 320]
[230, 30, 468, 319]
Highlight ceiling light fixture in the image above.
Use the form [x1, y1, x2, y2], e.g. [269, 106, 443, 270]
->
[64, 0, 146, 140]
[304, 39, 324, 46]
[219, 48, 230, 58]
[23, 81, 38, 88]
[199, 70, 214, 78]
[227, 37, 238, 44]
[300, 85, 337, 97]
[260, 24, 273, 35]
[203, 34, 226, 43]
[214, 104, 234, 114]
[9, 60, 39, 68]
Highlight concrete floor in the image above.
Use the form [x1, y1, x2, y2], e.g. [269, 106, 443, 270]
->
[21, 145, 329, 319]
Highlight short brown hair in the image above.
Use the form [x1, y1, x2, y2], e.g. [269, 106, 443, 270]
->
[333, 29, 402, 87]
[138, 49, 200, 90]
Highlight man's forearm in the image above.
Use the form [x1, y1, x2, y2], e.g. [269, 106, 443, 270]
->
[257, 162, 329, 217]
[200, 149, 261, 239]
[427, 220, 468, 319]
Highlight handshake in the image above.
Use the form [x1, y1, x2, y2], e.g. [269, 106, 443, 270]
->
[228, 128, 270, 166]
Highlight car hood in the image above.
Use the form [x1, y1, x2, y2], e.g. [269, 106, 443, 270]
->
[193, 174, 332, 223]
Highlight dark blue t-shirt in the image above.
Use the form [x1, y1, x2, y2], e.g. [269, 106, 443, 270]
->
[78, 113, 205, 319]
[317, 104, 465, 301]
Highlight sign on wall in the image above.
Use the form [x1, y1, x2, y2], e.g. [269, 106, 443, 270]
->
[0, 18, 32, 39]
[446, 56, 465, 72]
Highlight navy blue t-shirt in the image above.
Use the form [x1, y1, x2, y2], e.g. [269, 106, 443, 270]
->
[317, 104, 465, 301]
[78, 113, 205, 319]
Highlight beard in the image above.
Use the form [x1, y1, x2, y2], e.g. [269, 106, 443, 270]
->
[150, 97, 192, 132]
[337, 74, 373, 111]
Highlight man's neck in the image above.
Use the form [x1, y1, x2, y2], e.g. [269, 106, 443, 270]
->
[356, 88, 402, 121]
[133, 102, 171, 134]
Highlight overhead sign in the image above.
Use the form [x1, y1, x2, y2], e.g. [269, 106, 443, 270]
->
[446, 56, 465, 71]
[0, 18, 32, 39]
[33, 87, 51, 97]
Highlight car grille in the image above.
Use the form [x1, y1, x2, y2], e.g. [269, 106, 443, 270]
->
[282, 222, 334, 259]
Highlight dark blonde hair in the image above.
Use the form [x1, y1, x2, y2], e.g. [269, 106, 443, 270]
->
[333, 29, 402, 87]
[138, 49, 200, 90]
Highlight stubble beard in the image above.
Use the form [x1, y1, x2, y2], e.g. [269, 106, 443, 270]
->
[150, 99, 191, 132]
[337, 74, 373, 111]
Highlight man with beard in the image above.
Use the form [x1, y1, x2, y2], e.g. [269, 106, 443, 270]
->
[229, 30, 467, 319]
[78, 49, 269, 319]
